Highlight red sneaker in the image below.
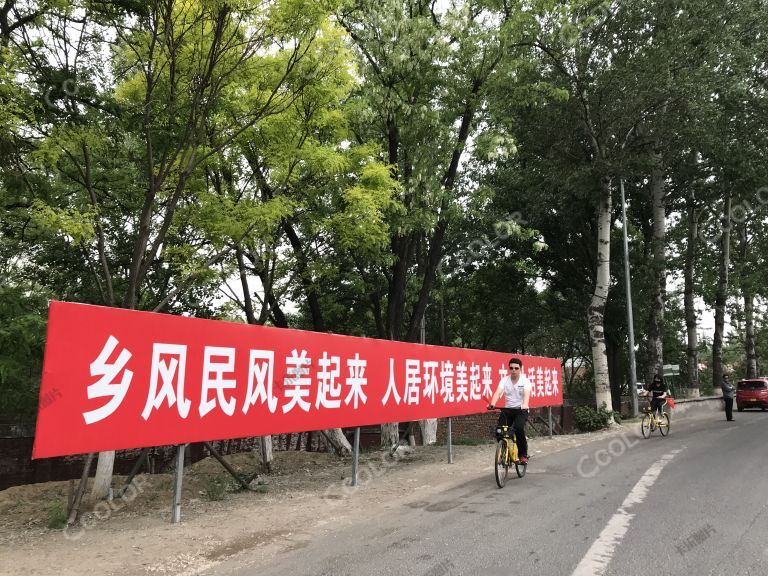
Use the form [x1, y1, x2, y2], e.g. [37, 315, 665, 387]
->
[519, 456, 528, 465]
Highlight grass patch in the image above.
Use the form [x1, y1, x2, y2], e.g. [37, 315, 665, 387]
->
[443, 438, 493, 446]
[204, 476, 231, 501]
[47, 499, 67, 529]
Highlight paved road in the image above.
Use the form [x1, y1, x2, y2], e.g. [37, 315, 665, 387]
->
[209, 411, 768, 576]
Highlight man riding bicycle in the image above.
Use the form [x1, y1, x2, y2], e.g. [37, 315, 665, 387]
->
[487, 357, 532, 465]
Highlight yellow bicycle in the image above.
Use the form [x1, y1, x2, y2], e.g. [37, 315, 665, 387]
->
[640, 400, 670, 438]
[489, 410, 526, 487]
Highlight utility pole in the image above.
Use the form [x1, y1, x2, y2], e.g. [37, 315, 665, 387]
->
[621, 178, 639, 418]
[619, 123, 641, 419]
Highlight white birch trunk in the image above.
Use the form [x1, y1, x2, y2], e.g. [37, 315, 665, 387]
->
[419, 419, 438, 445]
[90, 450, 115, 501]
[589, 176, 615, 420]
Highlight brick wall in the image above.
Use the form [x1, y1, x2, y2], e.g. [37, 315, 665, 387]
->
[436, 412, 497, 443]
[436, 406, 575, 443]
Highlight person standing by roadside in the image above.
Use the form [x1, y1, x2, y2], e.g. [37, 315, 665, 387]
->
[721, 375, 735, 421]
[488, 357, 532, 465]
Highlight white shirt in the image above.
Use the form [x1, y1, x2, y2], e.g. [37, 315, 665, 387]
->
[500, 374, 533, 408]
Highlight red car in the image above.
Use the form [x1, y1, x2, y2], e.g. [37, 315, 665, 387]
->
[736, 378, 768, 411]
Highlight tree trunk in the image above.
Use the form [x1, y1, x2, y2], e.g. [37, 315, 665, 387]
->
[588, 176, 614, 419]
[605, 332, 623, 412]
[439, 298, 446, 346]
[744, 288, 757, 378]
[684, 195, 700, 397]
[417, 308, 437, 444]
[283, 221, 326, 332]
[386, 234, 412, 340]
[321, 428, 352, 456]
[278, 222, 352, 456]
[712, 193, 731, 390]
[259, 436, 273, 473]
[236, 248, 257, 324]
[380, 423, 399, 448]
[90, 450, 115, 501]
[419, 420, 438, 445]
[645, 159, 666, 382]
[738, 222, 758, 380]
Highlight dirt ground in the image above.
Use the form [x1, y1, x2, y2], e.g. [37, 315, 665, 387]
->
[0, 425, 635, 576]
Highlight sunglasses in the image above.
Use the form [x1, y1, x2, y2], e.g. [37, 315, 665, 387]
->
[509, 366, 521, 370]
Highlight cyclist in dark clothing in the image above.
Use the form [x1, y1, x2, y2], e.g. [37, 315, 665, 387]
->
[642, 374, 669, 416]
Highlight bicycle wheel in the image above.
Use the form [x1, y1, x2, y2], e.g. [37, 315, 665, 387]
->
[658, 413, 670, 436]
[641, 414, 652, 438]
[494, 441, 508, 488]
[509, 440, 525, 477]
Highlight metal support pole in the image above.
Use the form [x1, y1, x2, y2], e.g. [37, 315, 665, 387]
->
[351, 427, 361, 486]
[447, 417, 454, 463]
[548, 406, 553, 437]
[621, 178, 639, 419]
[171, 444, 185, 524]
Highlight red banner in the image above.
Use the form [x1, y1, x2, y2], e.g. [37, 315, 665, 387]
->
[33, 301, 563, 458]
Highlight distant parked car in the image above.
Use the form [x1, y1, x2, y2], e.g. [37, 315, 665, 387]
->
[736, 378, 768, 411]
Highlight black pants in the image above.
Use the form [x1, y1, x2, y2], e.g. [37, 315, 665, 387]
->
[497, 408, 529, 458]
[651, 397, 666, 415]
[724, 397, 734, 421]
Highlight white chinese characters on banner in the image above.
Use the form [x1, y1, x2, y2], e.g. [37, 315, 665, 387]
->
[82, 336, 560, 423]
[536, 367, 545, 398]
[527, 367, 537, 397]
[469, 364, 481, 401]
[200, 347, 237, 417]
[481, 363, 494, 399]
[316, 352, 342, 409]
[382, 358, 401, 406]
[404, 359, 421, 405]
[243, 350, 276, 414]
[283, 349, 312, 413]
[552, 369, 560, 396]
[83, 336, 133, 424]
[142, 343, 189, 420]
[344, 354, 367, 409]
[422, 361, 438, 404]
[456, 362, 469, 402]
[440, 361, 455, 403]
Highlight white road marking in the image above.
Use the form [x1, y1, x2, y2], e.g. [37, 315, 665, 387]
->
[571, 448, 685, 576]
